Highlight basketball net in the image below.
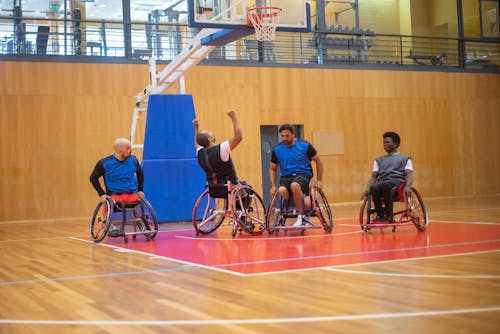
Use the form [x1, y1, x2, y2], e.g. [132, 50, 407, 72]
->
[246, 6, 282, 42]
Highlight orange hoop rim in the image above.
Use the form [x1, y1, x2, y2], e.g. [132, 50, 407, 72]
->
[246, 6, 282, 28]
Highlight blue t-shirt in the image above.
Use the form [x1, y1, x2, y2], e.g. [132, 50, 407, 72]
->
[271, 139, 317, 177]
[89, 154, 143, 195]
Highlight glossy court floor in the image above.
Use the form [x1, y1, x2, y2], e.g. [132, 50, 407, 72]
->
[1, 195, 499, 333]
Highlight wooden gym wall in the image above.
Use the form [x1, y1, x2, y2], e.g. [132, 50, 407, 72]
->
[0, 61, 499, 222]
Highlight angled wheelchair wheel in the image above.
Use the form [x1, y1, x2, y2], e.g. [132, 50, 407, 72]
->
[359, 194, 376, 233]
[136, 198, 158, 240]
[192, 190, 227, 235]
[232, 186, 266, 235]
[312, 187, 333, 233]
[266, 192, 286, 235]
[90, 199, 112, 243]
[407, 188, 428, 231]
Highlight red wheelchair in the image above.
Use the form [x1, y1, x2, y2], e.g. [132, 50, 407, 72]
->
[359, 183, 428, 233]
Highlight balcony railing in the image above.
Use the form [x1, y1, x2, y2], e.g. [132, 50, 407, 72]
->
[1, 15, 499, 72]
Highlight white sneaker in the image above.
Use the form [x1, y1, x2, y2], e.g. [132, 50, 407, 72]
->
[293, 215, 303, 227]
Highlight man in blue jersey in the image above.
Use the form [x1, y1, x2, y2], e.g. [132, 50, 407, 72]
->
[269, 124, 323, 227]
[89, 138, 144, 237]
[361, 132, 413, 223]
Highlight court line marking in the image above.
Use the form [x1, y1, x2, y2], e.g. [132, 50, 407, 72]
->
[176, 230, 360, 241]
[0, 306, 499, 326]
[70, 237, 248, 277]
[8, 239, 497, 284]
[5, 224, 497, 285]
[324, 267, 500, 279]
[224, 241, 500, 277]
[74, 235, 500, 277]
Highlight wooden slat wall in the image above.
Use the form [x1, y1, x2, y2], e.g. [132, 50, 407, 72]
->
[0, 61, 499, 221]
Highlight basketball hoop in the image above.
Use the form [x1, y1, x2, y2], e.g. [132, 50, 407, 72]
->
[246, 6, 282, 42]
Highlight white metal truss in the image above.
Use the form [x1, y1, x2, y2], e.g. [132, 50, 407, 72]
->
[130, 28, 222, 149]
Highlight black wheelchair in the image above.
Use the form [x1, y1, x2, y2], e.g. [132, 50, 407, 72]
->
[359, 183, 428, 233]
[90, 195, 158, 243]
[192, 182, 266, 237]
[266, 183, 333, 235]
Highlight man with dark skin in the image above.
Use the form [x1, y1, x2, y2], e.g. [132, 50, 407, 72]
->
[361, 132, 413, 222]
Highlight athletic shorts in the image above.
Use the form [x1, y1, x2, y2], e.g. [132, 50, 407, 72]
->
[279, 174, 311, 195]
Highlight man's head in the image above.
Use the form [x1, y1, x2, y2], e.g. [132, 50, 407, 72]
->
[278, 124, 295, 146]
[196, 130, 216, 148]
[114, 138, 132, 161]
[383, 131, 401, 153]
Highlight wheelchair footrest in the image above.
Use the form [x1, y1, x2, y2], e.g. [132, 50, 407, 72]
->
[123, 230, 158, 236]
[273, 224, 322, 230]
[362, 221, 414, 228]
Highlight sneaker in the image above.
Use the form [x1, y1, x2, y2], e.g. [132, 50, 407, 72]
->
[136, 219, 148, 232]
[108, 228, 125, 237]
[293, 215, 304, 227]
[108, 225, 125, 238]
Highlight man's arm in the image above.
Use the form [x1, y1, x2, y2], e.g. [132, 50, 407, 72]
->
[311, 154, 323, 190]
[226, 109, 242, 151]
[136, 160, 144, 197]
[192, 119, 201, 150]
[269, 162, 279, 195]
[361, 171, 379, 200]
[89, 161, 107, 201]
[404, 170, 413, 196]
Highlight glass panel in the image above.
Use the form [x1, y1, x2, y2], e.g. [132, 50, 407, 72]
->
[314, 0, 458, 37]
[481, 0, 500, 37]
[462, 0, 482, 37]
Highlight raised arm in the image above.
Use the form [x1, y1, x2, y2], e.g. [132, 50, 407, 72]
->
[226, 109, 242, 150]
[192, 118, 201, 150]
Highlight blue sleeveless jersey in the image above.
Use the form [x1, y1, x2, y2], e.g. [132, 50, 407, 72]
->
[272, 140, 316, 176]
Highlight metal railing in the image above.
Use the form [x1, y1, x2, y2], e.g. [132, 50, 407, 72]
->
[1, 15, 499, 72]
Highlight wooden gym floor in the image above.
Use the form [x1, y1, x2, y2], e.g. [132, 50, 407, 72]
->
[1, 195, 499, 333]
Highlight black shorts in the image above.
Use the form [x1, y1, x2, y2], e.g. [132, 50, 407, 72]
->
[280, 174, 311, 195]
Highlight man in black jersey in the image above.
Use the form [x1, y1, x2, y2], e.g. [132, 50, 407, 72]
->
[361, 132, 413, 223]
[192, 109, 243, 185]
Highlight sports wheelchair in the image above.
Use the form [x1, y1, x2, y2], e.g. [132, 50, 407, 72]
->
[359, 183, 428, 233]
[192, 182, 267, 237]
[90, 194, 158, 243]
[266, 183, 333, 235]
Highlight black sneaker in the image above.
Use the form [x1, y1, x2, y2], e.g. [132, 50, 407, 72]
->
[137, 219, 151, 232]
[108, 229, 125, 237]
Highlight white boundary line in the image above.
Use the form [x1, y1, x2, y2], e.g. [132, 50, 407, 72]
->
[323, 249, 500, 269]
[324, 267, 500, 279]
[1, 306, 499, 325]
[176, 230, 360, 241]
[70, 237, 248, 277]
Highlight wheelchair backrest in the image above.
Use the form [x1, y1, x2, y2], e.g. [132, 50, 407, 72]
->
[207, 184, 229, 198]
